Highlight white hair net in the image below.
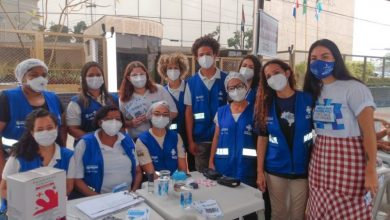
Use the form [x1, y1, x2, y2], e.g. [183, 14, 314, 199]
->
[224, 71, 247, 91]
[146, 101, 171, 120]
[14, 58, 48, 83]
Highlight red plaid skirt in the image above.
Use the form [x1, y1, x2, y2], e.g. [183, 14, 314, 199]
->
[306, 135, 372, 219]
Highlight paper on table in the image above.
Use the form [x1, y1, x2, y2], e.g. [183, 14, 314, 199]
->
[76, 192, 144, 219]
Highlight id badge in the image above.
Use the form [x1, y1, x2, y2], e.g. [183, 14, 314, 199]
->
[313, 105, 335, 122]
[194, 112, 205, 120]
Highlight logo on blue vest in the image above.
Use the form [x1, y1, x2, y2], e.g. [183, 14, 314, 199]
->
[15, 120, 25, 129]
[86, 165, 98, 173]
[195, 95, 204, 102]
[305, 106, 312, 119]
[171, 148, 177, 159]
[244, 124, 252, 135]
[218, 91, 224, 101]
[85, 111, 96, 120]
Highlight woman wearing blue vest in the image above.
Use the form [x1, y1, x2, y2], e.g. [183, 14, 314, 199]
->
[67, 62, 118, 145]
[255, 59, 313, 220]
[184, 36, 228, 172]
[136, 101, 187, 175]
[209, 72, 257, 186]
[238, 55, 262, 105]
[157, 53, 195, 171]
[303, 39, 377, 219]
[74, 105, 142, 196]
[119, 61, 178, 139]
[0, 108, 75, 207]
[0, 58, 65, 181]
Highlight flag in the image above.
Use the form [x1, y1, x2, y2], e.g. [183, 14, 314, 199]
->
[241, 5, 245, 32]
[303, 0, 307, 15]
[292, 0, 299, 18]
[315, 0, 323, 20]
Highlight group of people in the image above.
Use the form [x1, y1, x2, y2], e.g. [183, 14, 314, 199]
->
[0, 35, 384, 220]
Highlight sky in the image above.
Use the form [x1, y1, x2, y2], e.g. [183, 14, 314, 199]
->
[353, 0, 390, 57]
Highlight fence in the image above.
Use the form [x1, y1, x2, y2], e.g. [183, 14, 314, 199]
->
[0, 29, 105, 93]
[279, 50, 390, 88]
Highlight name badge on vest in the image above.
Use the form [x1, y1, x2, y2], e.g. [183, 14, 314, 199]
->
[169, 123, 178, 130]
[313, 105, 335, 122]
[194, 113, 205, 120]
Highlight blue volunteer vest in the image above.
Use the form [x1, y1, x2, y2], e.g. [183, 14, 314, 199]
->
[2, 87, 62, 140]
[187, 71, 228, 142]
[138, 130, 179, 174]
[71, 93, 119, 133]
[214, 104, 257, 186]
[245, 86, 258, 106]
[17, 147, 74, 173]
[265, 91, 313, 176]
[81, 132, 136, 193]
[164, 84, 186, 133]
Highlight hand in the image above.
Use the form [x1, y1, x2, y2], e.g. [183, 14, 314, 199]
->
[208, 162, 215, 170]
[188, 141, 198, 156]
[257, 172, 267, 192]
[131, 115, 146, 127]
[365, 168, 378, 198]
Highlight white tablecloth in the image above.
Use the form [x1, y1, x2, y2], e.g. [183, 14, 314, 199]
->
[136, 171, 265, 220]
[66, 193, 164, 220]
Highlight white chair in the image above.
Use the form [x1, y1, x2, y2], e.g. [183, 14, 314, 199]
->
[373, 167, 390, 219]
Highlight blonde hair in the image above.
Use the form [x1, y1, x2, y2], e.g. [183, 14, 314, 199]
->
[157, 53, 189, 81]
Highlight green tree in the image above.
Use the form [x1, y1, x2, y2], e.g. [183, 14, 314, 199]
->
[345, 61, 375, 81]
[73, 21, 87, 34]
[227, 29, 253, 50]
[47, 24, 71, 42]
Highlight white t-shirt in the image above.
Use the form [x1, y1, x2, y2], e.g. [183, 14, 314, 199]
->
[74, 130, 139, 193]
[184, 69, 221, 106]
[135, 129, 186, 166]
[119, 84, 178, 138]
[313, 79, 376, 138]
[2, 144, 76, 180]
[167, 80, 185, 101]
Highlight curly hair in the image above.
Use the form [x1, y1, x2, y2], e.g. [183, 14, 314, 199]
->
[254, 59, 297, 130]
[157, 53, 190, 81]
[119, 61, 157, 102]
[191, 35, 220, 57]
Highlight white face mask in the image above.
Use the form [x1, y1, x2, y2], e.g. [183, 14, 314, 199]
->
[130, 75, 147, 89]
[33, 129, 57, 147]
[86, 76, 104, 90]
[239, 67, 254, 81]
[267, 73, 288, 91]
[198, 55, 214, 69]
[167, 69, 181, 81]
[101, 119, 123, 136]
[228, 88, 247, 102]
[27, 76, 48, 92]
[151, 116, 170, 129]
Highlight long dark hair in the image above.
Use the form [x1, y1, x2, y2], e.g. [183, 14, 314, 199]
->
[303, 39, 360, 101]
[12, 108, 61, 161]
[254, 59, 296, 130]
[92, 105, 126, 130]
[79, 61, 115, 108]
[238, 55, 262, 89]
[119, 61, 157, 102]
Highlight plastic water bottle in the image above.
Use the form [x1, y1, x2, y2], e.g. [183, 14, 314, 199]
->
[180, 191, 192, 209]
[147, 173, 154, 194]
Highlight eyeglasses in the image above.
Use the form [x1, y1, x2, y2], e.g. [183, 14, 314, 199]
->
[227, 83, 246, 92]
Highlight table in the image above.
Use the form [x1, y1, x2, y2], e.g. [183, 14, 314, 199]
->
[66, 193, 164, 220]
[136, 172, 265, 220]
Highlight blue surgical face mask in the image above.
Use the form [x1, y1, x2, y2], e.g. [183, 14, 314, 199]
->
[310, 60, 335, 79]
